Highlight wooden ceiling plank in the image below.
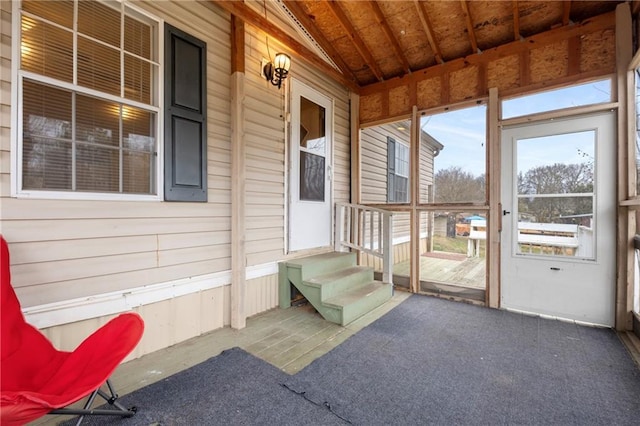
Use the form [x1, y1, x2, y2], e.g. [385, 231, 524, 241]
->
[562, 1, 572, 26]
[513, 0, 520, 41]
[282, 0, 358, 83]
[324, 0, 385, 81]
[460, 0, 479, 53]
[367, 0, 412, 75]
[211, 0, 359, 92]
[413, 0, 444, 64]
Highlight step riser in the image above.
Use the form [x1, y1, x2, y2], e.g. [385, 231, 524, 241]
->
[305, 269, 374, 301]
[340, 284, 393, 326]
[296, 254, 357, 280]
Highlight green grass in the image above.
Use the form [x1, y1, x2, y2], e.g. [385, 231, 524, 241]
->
[432, 235, 468, 254]
[432, 235, 486, 257]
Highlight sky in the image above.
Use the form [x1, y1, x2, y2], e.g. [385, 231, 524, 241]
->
[419, 79, 611, 177]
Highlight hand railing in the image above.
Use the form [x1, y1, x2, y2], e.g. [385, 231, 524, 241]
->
[335, 202, 394, 284]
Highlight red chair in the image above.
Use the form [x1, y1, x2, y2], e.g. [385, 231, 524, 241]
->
[0, 236, 144, 425]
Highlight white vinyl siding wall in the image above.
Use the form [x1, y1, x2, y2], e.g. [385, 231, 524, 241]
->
[3, 1, 233, 310]
[1, 0, 352, 357]
[360, 125, 436, 241]
[1, 1, 11, 199]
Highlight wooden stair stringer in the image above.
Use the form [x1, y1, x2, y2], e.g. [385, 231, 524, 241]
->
[279, 252, 393, 326]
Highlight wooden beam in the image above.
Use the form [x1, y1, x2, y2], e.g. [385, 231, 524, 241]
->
[615, 1, 633, 331]
[283, 0, 358, 83]
[567, 36, 581, 75]
[414, 0, 444, 64]
[350, 92, 361, 204]
[367, 1, 412, 75]
[360, 10, 615, 96]
[324, 0, 384, 81]
[211, 0, 359, 92]
[487, 87, 500, 309]
[512, 0, 520, 41]
[460, 0, 479, 53]
[230, 16, 246, 330]
[562, 1, 572, 26]
[231, 16, 244, 73]
[410, 106, 420, 294]
[519, 50, 530, 87]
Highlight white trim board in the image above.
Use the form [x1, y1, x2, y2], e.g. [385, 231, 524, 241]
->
[24, 262, 279, 329]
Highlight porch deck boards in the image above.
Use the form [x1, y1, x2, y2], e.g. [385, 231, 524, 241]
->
[394, 253, 486, 289]
[33, 292, 411, 426]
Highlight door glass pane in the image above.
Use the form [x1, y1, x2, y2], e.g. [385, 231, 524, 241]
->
[299, 96, 325, 201]
[515, 131, 595, 259]
[300, 97, 325, 155]
[300, 152, 325, 201]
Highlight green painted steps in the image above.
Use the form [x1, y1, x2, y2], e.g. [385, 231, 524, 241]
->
[279, 252, 393, 326]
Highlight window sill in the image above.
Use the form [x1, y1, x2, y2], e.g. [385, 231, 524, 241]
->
[15, 190, 161, 202]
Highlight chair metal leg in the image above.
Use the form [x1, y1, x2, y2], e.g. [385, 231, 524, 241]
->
[49, 379, 138, 425]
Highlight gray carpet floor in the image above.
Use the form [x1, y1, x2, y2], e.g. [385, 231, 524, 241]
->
[63, 295, 640, 425]
[283, 295, 640, 425]
[61, 347, 346, 425]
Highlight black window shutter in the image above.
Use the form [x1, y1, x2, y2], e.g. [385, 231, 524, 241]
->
[164, 24, 207, 202]
[387, 136, 395, 202]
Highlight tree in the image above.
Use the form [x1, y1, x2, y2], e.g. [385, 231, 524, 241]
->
[517, 162, 593, 223]
[433, 166, 485, 203]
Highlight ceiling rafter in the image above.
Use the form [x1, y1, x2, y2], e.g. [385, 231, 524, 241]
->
[215, 0, 620, 90]
[513, 1, 520, 41]
[324, 0, 385, 81]
[360, 10, 614, 96]
[366, 1, 412, 75]
[413, 0, 444, 64]
[460, 0, 480, 53]
[562, 1, 572, 25]
[282, 0, 358, 83]
[210, 0, 359, 92]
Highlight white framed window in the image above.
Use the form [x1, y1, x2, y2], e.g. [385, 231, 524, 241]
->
[13, 0, 161, 200]
[501, 78, 612, 120]
[387, 137, 409, 203]
[395, 142, 409, 178]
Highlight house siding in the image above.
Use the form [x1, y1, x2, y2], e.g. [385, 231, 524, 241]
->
[1, 1, 232, 309]
[1, 1, 351, 357]
[360, 124, 434, 265]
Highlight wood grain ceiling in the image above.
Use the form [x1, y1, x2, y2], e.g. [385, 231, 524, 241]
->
[280, 1, 622, 88]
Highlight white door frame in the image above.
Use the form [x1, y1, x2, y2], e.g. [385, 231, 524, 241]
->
[500, 111, 616, 326]
[288, 78, 334, 253]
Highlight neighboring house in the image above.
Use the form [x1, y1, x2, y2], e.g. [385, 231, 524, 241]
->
[360, 122, 443, 266]
[1, 0, 638, 359]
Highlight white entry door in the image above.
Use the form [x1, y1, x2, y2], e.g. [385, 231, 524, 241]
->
[288, 79, 333, 252]
[500, 111, 616, 326]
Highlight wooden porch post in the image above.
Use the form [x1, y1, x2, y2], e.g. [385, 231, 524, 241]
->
[615, 2, 633, 331]
[410, 106, 420, 293]
[231, 15, 246, 330]
[487, 87, 500, 308]
[350, 92, 361, 205]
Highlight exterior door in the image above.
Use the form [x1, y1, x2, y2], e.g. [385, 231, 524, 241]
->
[288, 79, 333, 252]
[500, 111, 616, 326]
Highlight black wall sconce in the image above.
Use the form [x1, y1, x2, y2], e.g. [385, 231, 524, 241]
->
[263, 53, 291, 89]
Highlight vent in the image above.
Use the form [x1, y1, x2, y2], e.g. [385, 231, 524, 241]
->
[273, 0, 340, 71]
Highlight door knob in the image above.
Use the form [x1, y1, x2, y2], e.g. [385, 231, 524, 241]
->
[503, 210, 511, 216]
